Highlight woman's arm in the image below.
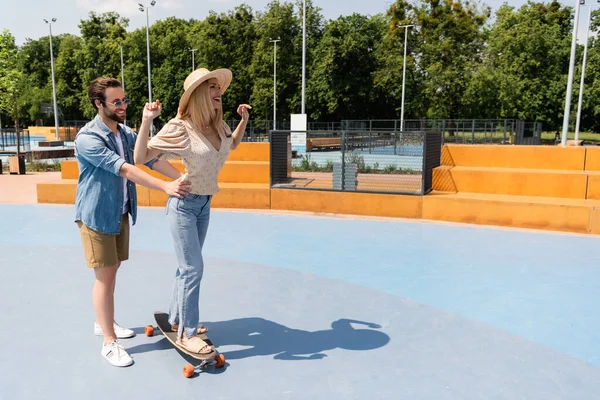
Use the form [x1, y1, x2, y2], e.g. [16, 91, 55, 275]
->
[231, 104, 252, 150]
[134, 101, 162, 164]
[152, 160, 184, 181]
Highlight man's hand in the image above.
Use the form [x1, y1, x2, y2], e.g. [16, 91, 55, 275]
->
[142, 100, 162, 121]
[162, 175, 191, 198]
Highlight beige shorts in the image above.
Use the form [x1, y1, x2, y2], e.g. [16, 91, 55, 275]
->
[77, 214, 130, 268]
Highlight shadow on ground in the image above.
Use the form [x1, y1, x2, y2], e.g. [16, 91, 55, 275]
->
[129, 317, 389, 361]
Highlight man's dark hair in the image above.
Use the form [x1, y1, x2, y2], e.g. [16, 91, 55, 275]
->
[88, 77, 122, 110]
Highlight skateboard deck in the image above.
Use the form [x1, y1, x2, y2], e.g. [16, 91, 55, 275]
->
[154, 311, 225, 375]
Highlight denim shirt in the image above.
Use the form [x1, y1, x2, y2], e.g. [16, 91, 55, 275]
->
[74, 115, 156, 235]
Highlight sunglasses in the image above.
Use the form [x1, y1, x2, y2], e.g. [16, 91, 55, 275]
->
[101, 98, 131, 107]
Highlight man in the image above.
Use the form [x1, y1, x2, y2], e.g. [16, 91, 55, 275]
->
[75, 77, 189, 367]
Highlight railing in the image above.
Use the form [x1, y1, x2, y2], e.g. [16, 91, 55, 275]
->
[0, 129, 31, 153]
[342, 119, 542, 145]
[269, 130, 442, 195]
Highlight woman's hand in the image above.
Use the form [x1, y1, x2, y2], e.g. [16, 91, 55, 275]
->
[236, 104, 252, 122]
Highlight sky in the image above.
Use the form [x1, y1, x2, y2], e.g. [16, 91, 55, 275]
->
[0, 0, 593, 46]
[0, 0, 599, 45]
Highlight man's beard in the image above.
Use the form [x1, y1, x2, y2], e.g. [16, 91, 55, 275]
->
[104, 108, 125, 123]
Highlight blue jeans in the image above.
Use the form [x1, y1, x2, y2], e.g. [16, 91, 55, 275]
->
[166, 193, 212, 338]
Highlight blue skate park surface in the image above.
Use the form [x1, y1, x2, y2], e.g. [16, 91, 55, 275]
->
[2, 203, 600, 399]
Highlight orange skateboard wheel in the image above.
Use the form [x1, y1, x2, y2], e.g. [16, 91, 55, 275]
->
[183, 363, 194, 378]
[215, 354, 225, 368]
[145, 325, 154, 337]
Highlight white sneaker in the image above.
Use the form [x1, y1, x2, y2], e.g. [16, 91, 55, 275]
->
[101, 340, 133, 367]
[94, 321, 135, 339]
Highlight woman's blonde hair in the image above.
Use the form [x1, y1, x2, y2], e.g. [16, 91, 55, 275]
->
[178, 79, 230, 137]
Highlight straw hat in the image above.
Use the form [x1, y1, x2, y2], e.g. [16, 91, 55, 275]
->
[178, 67, 232, 113]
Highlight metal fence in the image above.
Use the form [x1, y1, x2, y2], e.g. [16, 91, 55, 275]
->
[341, 119, 542, 145]
[0, 129, 31, 153]
[269, 130, 442, 195]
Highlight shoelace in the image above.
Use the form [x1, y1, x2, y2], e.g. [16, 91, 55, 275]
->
[107, 340, 125, 358]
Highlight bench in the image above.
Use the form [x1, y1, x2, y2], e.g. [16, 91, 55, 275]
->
[306, 137, 341, 152]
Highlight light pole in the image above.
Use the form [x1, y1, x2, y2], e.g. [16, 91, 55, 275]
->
[120, 45, 126, 125]
[575, 0, 599, 141]
[120, 45, 125, 93]
[189, 48, 197, 72]
[561, 0, 583, 146]
[399, 24, 413, 132]
[44, 18, 59, 141]
[301, 0, 306, 115]
[139, 1, 156, 104]
[269, 38, 280, 130]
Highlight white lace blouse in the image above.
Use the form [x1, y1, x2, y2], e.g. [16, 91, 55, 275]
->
[148, 118, 233, 195]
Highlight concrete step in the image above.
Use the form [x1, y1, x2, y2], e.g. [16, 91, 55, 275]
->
[37, 180, 270, 209]
[62, 158, 270, 184]
[218, 161, 270, 184]
[443, 166, 589, 199]
[422, 191, 600, 234]
[442, 144, 586, 170]
[228, 142, 270, 162]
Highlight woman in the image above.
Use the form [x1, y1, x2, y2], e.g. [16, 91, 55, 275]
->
[134, 67, 251, 354]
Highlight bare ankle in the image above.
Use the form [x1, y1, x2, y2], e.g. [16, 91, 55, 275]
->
[104, 336, 117, 345]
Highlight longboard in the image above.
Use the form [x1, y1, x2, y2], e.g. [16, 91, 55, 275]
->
[153, 311, 225, 377]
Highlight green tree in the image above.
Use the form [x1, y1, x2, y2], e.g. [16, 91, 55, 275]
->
[0, 29, 26, 154]
[307, 13, 387, 121]
[473, 1, 571, 130]
[193, 5, 257, 121]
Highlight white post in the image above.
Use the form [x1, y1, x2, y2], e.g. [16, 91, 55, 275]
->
[189, 48, 197, 72]
[575, 6, 592, 141]
[120, 45, 125, 92]
[139, 2, 156, 134]
[400, 25, 413, 132]
[561, 0, 582, 146]
[120, 45, 126, 125]
[270, 38, 280, 130]
[145, 8, 152, 103]
[45, 19, 59, 141]
[301, 0, 306, 115]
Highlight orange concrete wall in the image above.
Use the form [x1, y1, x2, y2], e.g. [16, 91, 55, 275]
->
[442, 145, 586, 170]
[450, 167, 588, 199]
[590, 208, 600, 234]
[585, 147, 600, 171]
[586, 174, 600, 200]
[422, 193, 592, 234]
[218, 161, 270, 184]
[229, 143, 270, 161]
[432, 166, 457, 192]
[37, 180, 77, 204]
[270, 189, 422, 219]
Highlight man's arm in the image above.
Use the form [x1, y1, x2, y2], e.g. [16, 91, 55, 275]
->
[76, 133, 189, 198]
[76, 133, 127, 175]
[119, 163, 189, 198]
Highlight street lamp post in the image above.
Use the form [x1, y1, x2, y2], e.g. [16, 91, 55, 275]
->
[561, 0, 583, 146]
[139, 1, 156, 104]
[120, 45, 125, 93]
[301, 0, 306, 115]
[44, 18, 59, 141]
[120, 45, 126, 125]
[189, 48, 197, 72]
[399, 24, 413, 132]
[269, 38, 280, 130]
[574, 0, 600, 141]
